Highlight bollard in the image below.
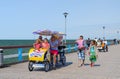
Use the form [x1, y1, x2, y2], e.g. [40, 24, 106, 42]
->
[18, 48, 22, 61]
[0, 49, 3, 67]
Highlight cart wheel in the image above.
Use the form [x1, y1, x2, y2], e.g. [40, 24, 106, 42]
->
[28, 62, 34, 71]
[44, 62, 50, 72]
[62, 56, 66, 65]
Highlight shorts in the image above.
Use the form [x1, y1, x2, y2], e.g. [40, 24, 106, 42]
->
[78, 50, 85, 60]
[50, 50, 58, 55]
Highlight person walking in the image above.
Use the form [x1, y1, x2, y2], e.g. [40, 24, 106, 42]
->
[88, 40, 98, 67]
[76, 35, 86, 67]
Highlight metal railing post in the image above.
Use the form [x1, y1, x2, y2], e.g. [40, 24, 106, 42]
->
[67, 45, 71, 53]
[74, 44, 78, 51]
[0, 49, 3, 67]
[18, 48, 22, 61]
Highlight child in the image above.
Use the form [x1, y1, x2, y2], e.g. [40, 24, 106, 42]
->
[76, 35, 86, 67]
[89, 40, 98, 67]
[33, 39, 42, 52]
[42, 38, 50, 49]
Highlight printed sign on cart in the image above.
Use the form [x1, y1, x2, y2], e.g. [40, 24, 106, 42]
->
[30, 52, 44, 57]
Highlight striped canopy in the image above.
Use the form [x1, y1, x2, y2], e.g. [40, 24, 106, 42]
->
[33, 29, 65, 36]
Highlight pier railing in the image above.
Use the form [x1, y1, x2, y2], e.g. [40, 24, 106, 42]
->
[0, 40, 117, 67]
[0, 43, 78, 66]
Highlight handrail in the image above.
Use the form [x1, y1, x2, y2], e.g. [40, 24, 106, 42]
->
[0, 42, 76, 49]
[0, 41, 115, 66]
[0, 40, 115, 49]
[0, 45, 32, 49]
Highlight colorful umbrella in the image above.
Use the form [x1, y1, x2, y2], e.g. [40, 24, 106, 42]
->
[33, 29, 65, 36]
[33, 30, 53, 36]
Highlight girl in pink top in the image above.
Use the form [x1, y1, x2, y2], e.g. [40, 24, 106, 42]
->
[33, 39, 42, 52]
[76, 39, 85, 50]
[76, 35, 86, 67]
[42, 38, 50, 49]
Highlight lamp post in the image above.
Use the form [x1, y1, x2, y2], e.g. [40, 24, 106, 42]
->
[103, 26, 105, 39]
[63, 12, 68, 45]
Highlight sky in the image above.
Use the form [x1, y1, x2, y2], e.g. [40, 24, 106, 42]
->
[0, 0, 120, 40]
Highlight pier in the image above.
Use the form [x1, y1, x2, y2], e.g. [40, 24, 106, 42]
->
[0, 44, 120, 79]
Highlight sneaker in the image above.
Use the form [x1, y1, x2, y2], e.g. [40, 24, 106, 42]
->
[81, 63, 85, 67]
[78, 64, 84, 67]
